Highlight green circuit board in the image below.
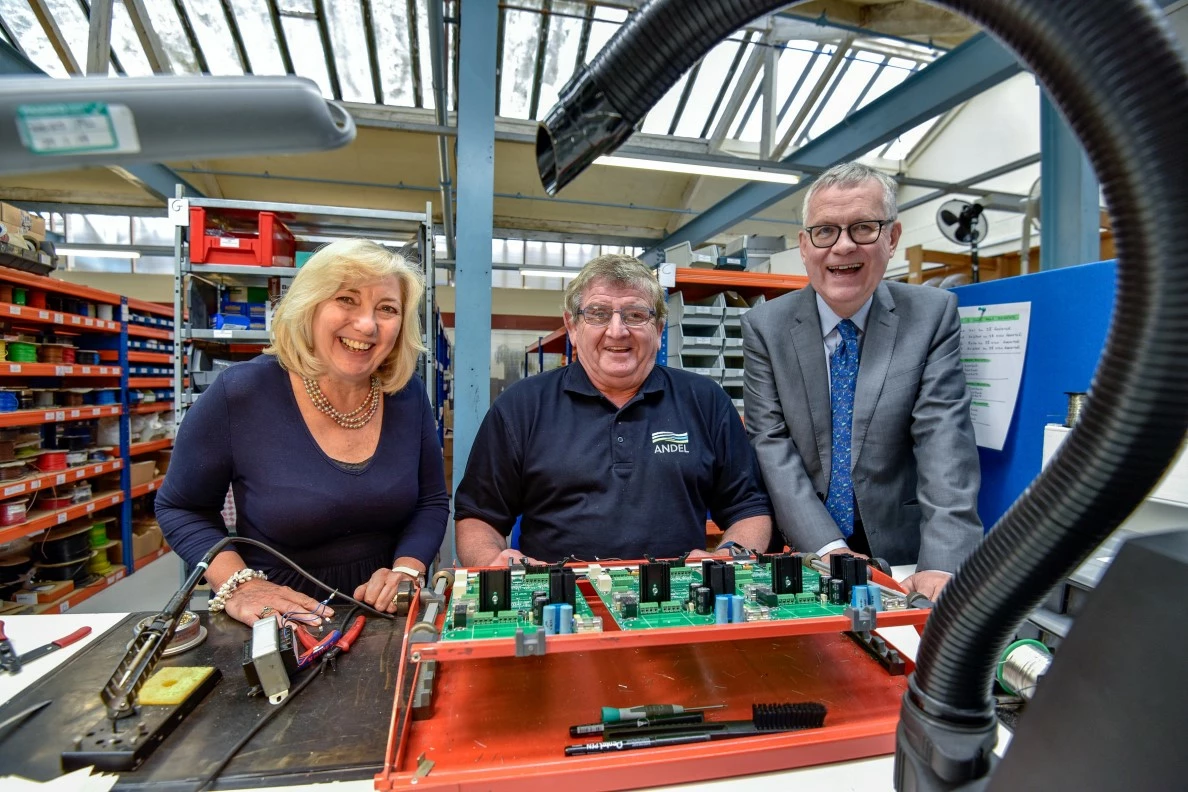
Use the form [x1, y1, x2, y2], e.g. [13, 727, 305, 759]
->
[441, 569, 601, 640]
[589, 562, 846, 630]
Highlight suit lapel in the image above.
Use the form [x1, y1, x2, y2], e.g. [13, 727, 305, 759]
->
[852, 282, 898, 467]
[788, 287, 833, 476]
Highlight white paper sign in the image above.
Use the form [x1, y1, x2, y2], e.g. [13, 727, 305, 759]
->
[958, 301, 1032, 450]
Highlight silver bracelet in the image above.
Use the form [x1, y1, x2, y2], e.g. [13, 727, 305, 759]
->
[391, 564, 426, 586]
[209, 568, 268, 613]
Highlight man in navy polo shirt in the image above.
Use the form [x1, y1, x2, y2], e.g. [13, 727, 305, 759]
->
[455, 254, 772, 566]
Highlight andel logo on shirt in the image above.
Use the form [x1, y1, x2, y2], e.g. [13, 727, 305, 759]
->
[652, 431, 690, 454]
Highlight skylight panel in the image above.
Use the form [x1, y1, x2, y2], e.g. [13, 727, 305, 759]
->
[369, 0, 416, 105]
[182, 0, 245, 74]
[325, 0, 373, 102]
[499, 0, 543, 120]
[536, 1, 585, 118]
[228, 0, 287, 75]
[0, 0, 69, 76]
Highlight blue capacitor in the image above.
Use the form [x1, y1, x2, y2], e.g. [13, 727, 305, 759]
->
[850, 584, 871, 609]
[714, 595, 730, 624]
[558, 603, 574, 634]
[542, 603, 560, 635]
[729, 594, 744, 623]
[871, 587, 883, 612]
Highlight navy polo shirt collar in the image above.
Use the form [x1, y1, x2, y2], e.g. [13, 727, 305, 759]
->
[562, 360, 666, 403]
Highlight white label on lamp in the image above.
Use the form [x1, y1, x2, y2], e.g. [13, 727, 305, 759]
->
[16, 102, 141, 155]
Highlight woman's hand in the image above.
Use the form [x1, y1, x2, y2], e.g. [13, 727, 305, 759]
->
[354, 565, 424, 614]
[221, 578, 334, 628]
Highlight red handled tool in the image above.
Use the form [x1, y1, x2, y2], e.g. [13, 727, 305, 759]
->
[18, 626, 91, 667]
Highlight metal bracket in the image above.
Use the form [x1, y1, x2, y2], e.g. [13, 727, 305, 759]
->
[844, 604, 877, 633]
[513, 626, 546, 657]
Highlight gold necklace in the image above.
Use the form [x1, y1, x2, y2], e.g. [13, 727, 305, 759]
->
[302, 375, 381, 429]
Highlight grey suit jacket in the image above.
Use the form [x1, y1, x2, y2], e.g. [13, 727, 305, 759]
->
[742, 282, 982, 572]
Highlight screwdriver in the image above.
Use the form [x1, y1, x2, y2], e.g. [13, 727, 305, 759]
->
[600, 703, 725, 723]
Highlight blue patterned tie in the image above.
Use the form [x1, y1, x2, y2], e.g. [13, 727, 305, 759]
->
[825, 319, 859, 537]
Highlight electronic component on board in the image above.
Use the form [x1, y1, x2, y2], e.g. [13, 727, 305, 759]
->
[772, 556, 803, 595]
[479, 569, 512, 613]
[640, 562, 671, 604]
[549, 567, 576, 608]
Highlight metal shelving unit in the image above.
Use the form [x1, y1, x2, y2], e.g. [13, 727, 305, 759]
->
[171, 192, 440, 422]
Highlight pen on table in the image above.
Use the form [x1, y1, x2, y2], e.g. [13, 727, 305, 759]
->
[600, 703, 725, 723]
[564, 732, 712, 756]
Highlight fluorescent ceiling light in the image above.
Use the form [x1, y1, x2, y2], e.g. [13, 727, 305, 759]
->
[596, 155, 801, 185]
[55, 246, 141, 259]
[519, 268, 580, 279]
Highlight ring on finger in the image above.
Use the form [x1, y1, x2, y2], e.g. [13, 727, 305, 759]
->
[259, 606, 276, 619]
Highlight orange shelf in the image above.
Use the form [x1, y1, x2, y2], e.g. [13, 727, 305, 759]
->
[126, 298, 173, 317]
[0, 363, 120, 377]
[130, 439, 172, 456]
[130, 475, 166, 498]
[0, 459, 122, 502]
[32, 565, 129, 614]
[0, 268, 122, 305]
[0, 302, 120, 333]
[128, 351, 172, 364]
[128, 377, 173, 388]
[673, 268, 808, 302]
[134, 544, 171, 571]
[0, 489, 123, 545]
[131, 403, 173, 414]
[127, 325, 174, 341]
[525, 325, 569, 355]
[0, 404, 121, 428]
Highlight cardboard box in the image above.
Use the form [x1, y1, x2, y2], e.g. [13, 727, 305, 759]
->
[129, 459, 157, 487]
[15, 579, 73, 604]
[153, 450, 172, 476]
[131, 521, 163, 560]
[1, 202, 46, 242]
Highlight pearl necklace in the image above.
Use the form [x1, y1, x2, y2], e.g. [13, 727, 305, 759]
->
[302, 375, 381, 430]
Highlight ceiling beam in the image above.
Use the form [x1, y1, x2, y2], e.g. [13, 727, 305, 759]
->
[771, 35, 854, 159]
[897, 154, 1040, 212]
[123, 0, 170, 73]
[644, 33, 1025, 262]
[84, 0, 113, 75]
[708, 33, 770, 150]
[27, 0, 81, 74]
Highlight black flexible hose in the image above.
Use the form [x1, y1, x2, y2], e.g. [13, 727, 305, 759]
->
[907, 0, 1188, 719]
[536, 0, 778, 194]
[534, 0, 1188, 781]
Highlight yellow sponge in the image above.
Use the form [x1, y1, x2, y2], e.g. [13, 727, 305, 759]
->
[139, 666, 217, 706]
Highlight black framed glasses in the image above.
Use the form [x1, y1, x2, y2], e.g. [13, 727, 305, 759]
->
[803, 219, 891, 248]
[576, 305, 656, 327]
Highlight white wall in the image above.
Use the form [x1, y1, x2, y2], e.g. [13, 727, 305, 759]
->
[892, 72, 1041, 277]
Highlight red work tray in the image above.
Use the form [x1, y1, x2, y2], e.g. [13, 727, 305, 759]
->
[376, 562, 927, 790]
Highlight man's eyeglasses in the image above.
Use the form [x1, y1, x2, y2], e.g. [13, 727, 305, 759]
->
[803, 219, 891, 248]
[576, 305, 656, 327]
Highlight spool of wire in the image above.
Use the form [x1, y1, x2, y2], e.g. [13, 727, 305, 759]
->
[7, 342, 38, 363]
[1065, 392, 1088, 428]
[997, 639, 1052, 700]
[0, 392, 18, 412]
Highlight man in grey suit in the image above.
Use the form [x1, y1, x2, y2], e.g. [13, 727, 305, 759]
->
[742, 161, 982, 600]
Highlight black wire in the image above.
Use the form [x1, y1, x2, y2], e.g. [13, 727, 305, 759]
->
[193, 605, 364, 792]
[207, 536, 399, 622]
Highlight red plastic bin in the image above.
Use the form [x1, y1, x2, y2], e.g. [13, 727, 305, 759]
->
[189, 207, 296, 267]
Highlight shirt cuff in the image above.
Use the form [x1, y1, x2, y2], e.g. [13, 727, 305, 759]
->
[816, 539, 849, 557]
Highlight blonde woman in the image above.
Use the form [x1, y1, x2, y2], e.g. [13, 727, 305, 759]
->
[157, 239, 449, 628]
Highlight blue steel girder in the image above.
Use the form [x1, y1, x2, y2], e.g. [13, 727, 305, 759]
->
[643, 33, 1023, 263]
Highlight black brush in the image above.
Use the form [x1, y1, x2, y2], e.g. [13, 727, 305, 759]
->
[564, 702, 826, 756]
